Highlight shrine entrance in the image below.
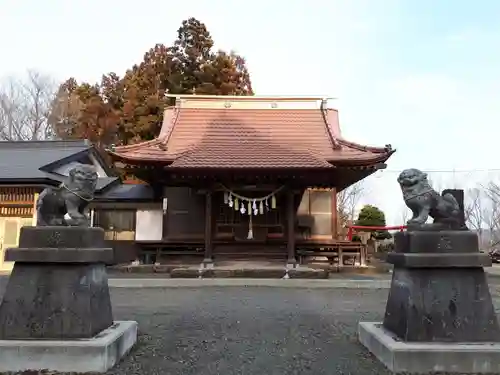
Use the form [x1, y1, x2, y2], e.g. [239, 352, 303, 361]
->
[214, 187, 285, 242]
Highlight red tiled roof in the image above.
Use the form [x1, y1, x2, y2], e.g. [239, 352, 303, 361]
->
[109, 100, 394, 169]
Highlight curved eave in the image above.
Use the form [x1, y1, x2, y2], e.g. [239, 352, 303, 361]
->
[107, 151, 174, 166]
[327, 149, 396, 167]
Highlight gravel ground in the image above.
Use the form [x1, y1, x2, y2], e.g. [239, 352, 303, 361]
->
[2, 276, 500, 374]
[108, 287, 390, 375]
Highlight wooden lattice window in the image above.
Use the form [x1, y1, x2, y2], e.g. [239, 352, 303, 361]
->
[0, 206, 33, 217]
[0, 187, 35, 218]
[0, 187, 35, 204]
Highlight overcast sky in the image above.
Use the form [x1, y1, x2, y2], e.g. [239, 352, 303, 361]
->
[1, 0, 499, 224]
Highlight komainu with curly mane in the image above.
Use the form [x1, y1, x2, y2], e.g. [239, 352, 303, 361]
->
[36, 164, 98, 227]
[398, 168, 462, 229]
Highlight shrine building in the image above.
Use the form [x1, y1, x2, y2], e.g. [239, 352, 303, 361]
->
[0, 95, 395, 270]
[107, 95, 395, 265]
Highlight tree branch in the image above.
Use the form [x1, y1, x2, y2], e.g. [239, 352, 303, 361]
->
[0, 70, 57, 141]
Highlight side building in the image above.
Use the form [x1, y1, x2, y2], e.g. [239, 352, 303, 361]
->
[0, 140, 142, 271]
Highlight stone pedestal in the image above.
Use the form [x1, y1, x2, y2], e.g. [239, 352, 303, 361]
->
[0, 226, 137, 373]
[358, 230, 500, 374]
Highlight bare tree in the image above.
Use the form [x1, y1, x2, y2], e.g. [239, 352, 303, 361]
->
[0, 70, 58, 141]
[465, 187, 485, 232]
[482, 182, 500, 249]
[337, 181, 365, 230]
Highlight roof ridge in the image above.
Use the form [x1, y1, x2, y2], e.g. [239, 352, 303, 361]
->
[167, 94, 331, 101]
[164, 107, 330, 111]
[159, 106, 181, 146]
[319, 105, 341, 150]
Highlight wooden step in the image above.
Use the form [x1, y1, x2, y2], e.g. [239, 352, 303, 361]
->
[214, 253, 287, 259]
[213, 246, 287, 260]
[214, 245, 285, 252]
[213, 252, 286, 259]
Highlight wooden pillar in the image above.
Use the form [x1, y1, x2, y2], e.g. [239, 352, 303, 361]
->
[203, 189, 213, 264]
[286, 188, 297, 266]
[89, 208, 95, 227]
[31, 192, 39, 226]
[331, 188, 338, 240]
[161, 195, 168, 239]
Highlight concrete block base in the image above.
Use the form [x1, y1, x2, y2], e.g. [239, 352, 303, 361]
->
[358, 322, 500, 374]
[0, 320, 137, 373]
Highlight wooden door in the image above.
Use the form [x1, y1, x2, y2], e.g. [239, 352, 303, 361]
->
[163, 187, 205, 239]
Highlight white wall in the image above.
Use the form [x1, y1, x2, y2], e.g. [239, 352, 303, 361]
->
[135, 209, 163, 241]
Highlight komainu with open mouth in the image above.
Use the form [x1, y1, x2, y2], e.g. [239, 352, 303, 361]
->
[36, 163, 98, 227]
[397, 168, 461, 228]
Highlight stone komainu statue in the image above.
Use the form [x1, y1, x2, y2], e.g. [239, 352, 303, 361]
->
[397, 168, 463, 229]
[36, 164, 98, 227]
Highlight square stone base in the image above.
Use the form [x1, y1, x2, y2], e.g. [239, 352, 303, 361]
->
[0, 320, 137, 373]
[359, 322, 500, 374]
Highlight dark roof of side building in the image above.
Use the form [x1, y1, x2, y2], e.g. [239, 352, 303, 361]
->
[0, 139, 119, 192]
[95, 184, 156, 202]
